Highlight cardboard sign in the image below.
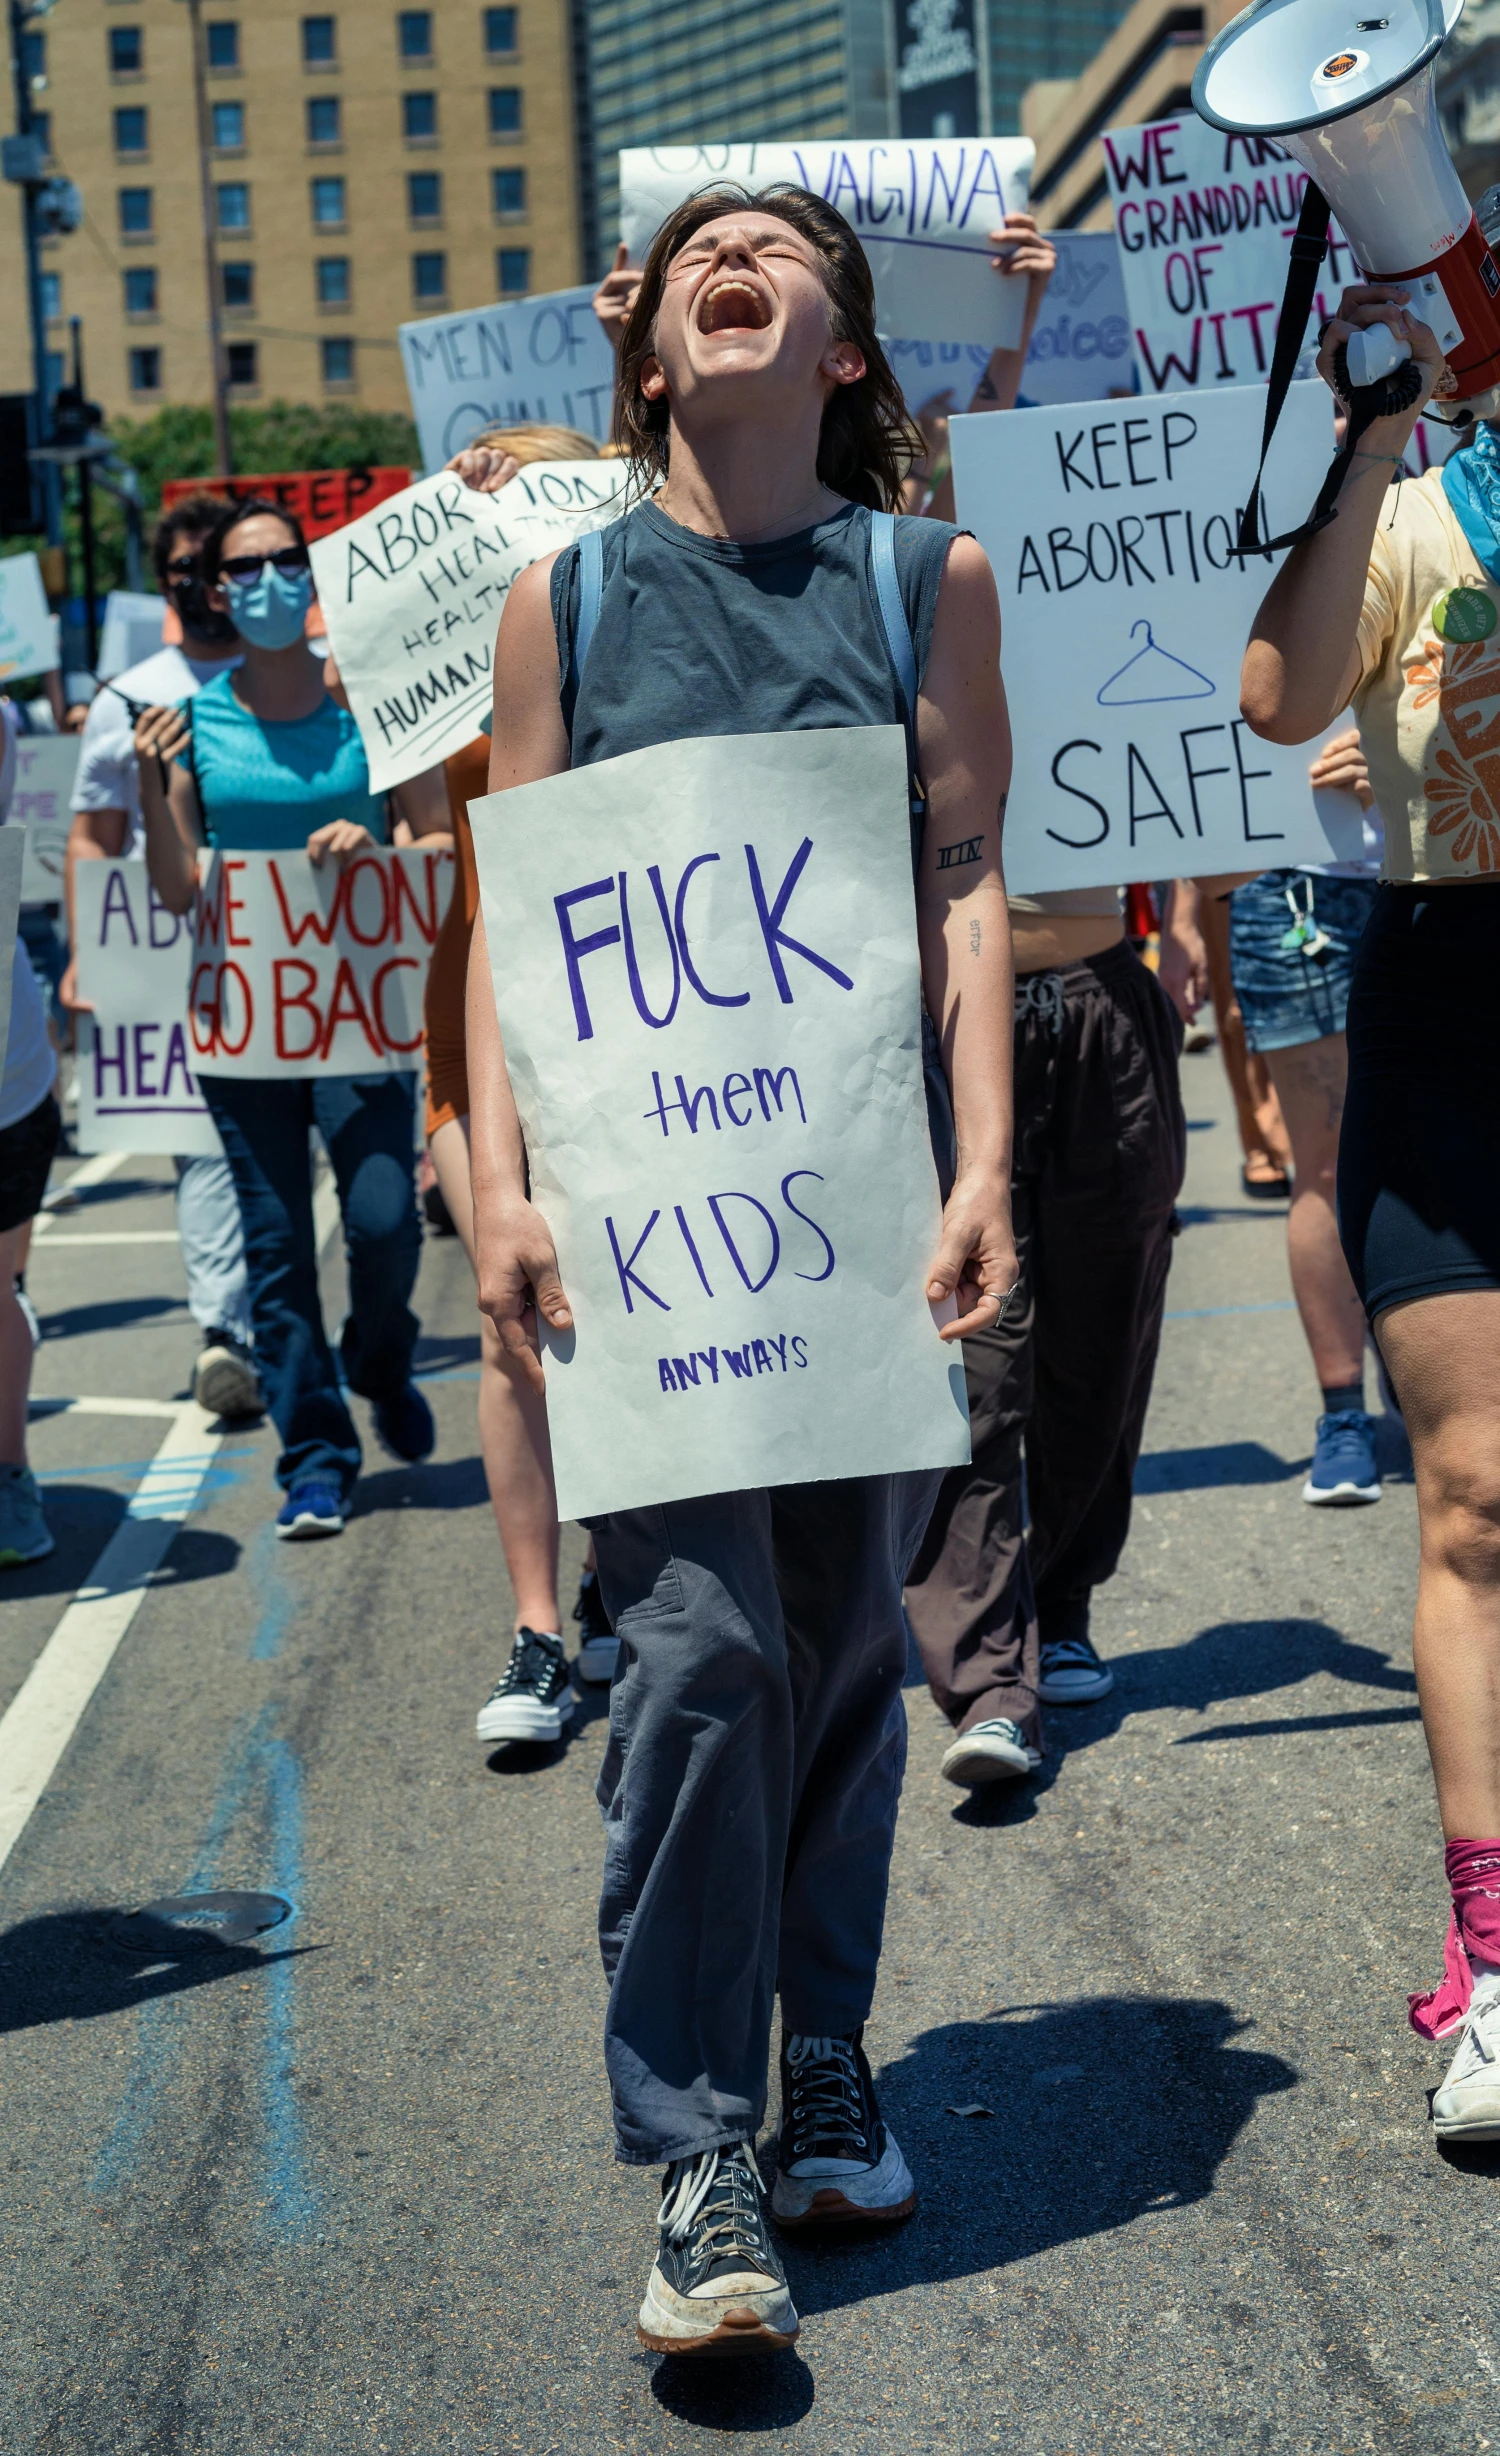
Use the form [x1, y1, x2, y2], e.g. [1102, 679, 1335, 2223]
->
[189, 843, 454, 1078]
[399, 287, 617, 473]
[72, 859, 222, 1156]
[6, 733, 78, 904]
[471, 726, 970, 1520]
[308, 459, 631, 791]
[618, 141, 1034, 354]
[951, 382, 1371, 892]
[0, 827, 22, 1085]
[889, 230, 1133, 415]
[0, 554, 58, 684]
[160, 467, 411, 543]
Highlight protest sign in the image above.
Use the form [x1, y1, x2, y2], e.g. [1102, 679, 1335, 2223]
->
[470, 726, 970, 1520]
[308, 458, 631, 791]
[73, 858, 222, 1156]
[161, 467, 412, 543]
[0, 554, 58, 684]
[399, 287, 616, 473]
[889, 230, 1133, 416]
[951, 381, 1370, 893]
[188, 842, 454, 1079]
[0, 828, 22, 1084]
[618, 141, 1034, 354]
[5, 733, 78, 904]
[97, 591, 166, 679]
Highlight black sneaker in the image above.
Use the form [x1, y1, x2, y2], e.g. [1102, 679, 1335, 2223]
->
[475, 1628, 574, 1743]
[572, 1567, 618, 1685]
[193, 1330, 262, 1421]
[638, 2144, 799, 2355]
[769, 2027, 916, 2229]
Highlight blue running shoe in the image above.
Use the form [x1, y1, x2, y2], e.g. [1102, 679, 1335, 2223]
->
[1302, 1409, 1381, 1506]
[372, 1381, 435, 1464]
[276, 1479, 347, 1540]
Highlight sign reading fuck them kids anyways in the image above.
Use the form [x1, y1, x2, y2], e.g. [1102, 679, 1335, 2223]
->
[471, 728, 971, 1521]
[73, 859, 221, 1155]
[951, 382, 1372, 893]
[308, 459, 631, 792]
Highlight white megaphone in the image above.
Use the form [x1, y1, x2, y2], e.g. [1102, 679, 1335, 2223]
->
[1193, 0, 1500, 412]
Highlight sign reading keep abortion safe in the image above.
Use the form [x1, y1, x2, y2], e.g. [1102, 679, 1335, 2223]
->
[951, 381, 1372, 893]
[399, 287, 617, 473]
[471, 727, 970, 1520]
[72, 859, 221, 1156]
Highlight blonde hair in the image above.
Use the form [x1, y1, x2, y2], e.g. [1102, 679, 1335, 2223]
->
[464, 422, 600, 464]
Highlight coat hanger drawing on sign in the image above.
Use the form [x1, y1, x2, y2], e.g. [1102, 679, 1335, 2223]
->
[1096, 618, 1215, 707]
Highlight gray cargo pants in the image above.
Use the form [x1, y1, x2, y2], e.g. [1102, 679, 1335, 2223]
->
[588, 1468, 942, 2167]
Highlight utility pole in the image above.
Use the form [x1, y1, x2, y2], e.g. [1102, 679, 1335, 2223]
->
[177, 0, 233, 475]
[4, 0, 64, 552]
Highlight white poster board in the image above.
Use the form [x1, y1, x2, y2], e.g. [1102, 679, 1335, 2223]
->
[618, 141, 1034, 354]
[0, 828, 22, 1086]
[189, 843, 454, 1078]
[0, 555, 58, 685]
[97, 591, 167, 681]
[399, 286, 618, 474]
[73, 859, 222, 1155]
[889, 230, 1133, 416]
[6, 733, 79, 904]
[471, 726, 970, 1519]
[308, 459, 631, 790]
[951, 382, 1369, 892]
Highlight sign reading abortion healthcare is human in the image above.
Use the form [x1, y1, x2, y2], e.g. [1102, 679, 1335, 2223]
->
[618, 141, 1034, 355]
[951, 382, 1371, 893]
[471, 727, 971, 1520]
[188, 844, 454, 1079]
[308, 458, 631, 791]
[889, 230, 1133, 415]
[399, 287, 616, 473]
[73, 859, 221, 1156]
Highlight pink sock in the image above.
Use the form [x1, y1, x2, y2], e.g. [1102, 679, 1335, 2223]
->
[1409, 1839, 1500, 2039]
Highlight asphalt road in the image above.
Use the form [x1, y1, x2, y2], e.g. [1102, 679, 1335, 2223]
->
[2, 1047, 1496, 2456]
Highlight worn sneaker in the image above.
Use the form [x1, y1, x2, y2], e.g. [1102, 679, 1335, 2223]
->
[476, 1627, 574, 1743]
[940, 1715, 1042, 1787]
[372, 1381, 436, 1464]
[193, 1329, 262, 1421]
[1432, 1991, 1500, 2142]
[1302, 1408, 1381, 1506]
[1037, 1629, 1114, 1704]
[573, 1566, 619, 1685]
[275, 1479, 346, 1540]
[0, 1464, 54, 1567]
[770, 2028, 916, 2229]
[638, 2144, 799, 2356]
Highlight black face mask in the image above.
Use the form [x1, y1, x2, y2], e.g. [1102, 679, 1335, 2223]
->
[167, 571, 238, 648]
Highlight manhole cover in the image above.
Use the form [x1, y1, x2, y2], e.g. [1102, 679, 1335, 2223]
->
[106, 1891, 293, 1954]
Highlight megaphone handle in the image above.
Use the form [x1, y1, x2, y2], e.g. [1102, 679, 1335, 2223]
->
[1237, 180, 1331, 560]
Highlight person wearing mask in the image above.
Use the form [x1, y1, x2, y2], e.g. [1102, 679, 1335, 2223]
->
[64, 497, 260, 1422]
[132, 497, 449, 1539]
[1241, 282, 1500, 2143]
[0, 708, 61, 1565]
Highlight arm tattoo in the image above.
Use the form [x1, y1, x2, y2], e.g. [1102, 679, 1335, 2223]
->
[969, 919, 982, 956]
[937, 835, 985, 871]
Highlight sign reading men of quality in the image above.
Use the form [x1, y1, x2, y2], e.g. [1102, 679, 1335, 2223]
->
[400, 286, 616, 474]
[73, 859, 222, 1156]
[950, 382, 1369, 893]
[308, 458, 630, 791]
[471, 728, 970, 1520]
[189, 844, 454, 1078]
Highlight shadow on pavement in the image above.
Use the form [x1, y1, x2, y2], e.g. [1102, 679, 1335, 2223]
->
[0, 1503, 240, 1598]
[36, 1294, 189, 1340]
[0, 1906, 310, 2032]
[1135, 1442, 1305, 1492]
[347, 1455, 489, 1517]
[647, 2346, 816, 2427]
[411, 1329, 482, 1377]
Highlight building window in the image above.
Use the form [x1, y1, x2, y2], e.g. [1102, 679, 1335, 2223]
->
[39, 271, 61, 321]
[206, 21, 240, 69]
[402, 89, 436, 139]
[311, 175, 345, 225]
[411, 250, 446, 301]
[227, 341, 258, 387]
[129, 347, 161, 393]
[496, 246, 529, 295]
[302, 13, 336, 62]
[408, 170, 441, 222]
[487, 86, 521, 134]
[118, 185, 152, 235]
[123, 265, 157, 316]
[211, 99, 244, 148]
[216, 180, 250, 230]
[222, 260, 254, 307]
[484, 7, 517, 52]
[316, 254, 350, 304]
[109, 26, 143, 74]
[307, 93, 341, 143]
[114, 106, 148, 154]
[492, 165, 525, 216]
[398, 9, 433, 57]
[322, 336, 355, 384]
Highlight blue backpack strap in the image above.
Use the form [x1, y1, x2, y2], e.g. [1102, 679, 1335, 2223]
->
[868, 507, 918, 722]
[571, 523, 605, 689]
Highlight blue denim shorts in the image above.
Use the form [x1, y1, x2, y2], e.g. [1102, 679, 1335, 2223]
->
[1228, 869, 1381, 1052]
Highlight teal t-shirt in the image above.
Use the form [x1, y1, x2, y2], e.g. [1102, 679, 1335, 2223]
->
[181, 670, 387, 850]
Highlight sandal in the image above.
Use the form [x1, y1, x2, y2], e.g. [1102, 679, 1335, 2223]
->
[1241, 1153, 1291, 1200]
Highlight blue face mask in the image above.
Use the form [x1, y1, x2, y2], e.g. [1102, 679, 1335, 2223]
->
[222, 562, 315, 650]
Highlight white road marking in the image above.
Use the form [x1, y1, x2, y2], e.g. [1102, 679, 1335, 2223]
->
[0, 1401, 224, 1879]
[28, 1396, 184, 1422]
[33, 1150, 129, 1235]
[32, 1232, 182, 1247]
[313, 1154, 340, 1255]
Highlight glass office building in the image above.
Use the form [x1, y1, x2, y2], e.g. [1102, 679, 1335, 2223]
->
[986, 0, 1136, 135]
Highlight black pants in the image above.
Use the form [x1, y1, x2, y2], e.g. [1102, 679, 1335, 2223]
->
[905, 943, 1185, 1744]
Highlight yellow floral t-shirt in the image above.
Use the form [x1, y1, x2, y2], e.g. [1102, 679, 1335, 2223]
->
[1353, 465, 1500, 881]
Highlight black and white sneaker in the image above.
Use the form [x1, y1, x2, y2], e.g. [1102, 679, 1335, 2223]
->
[1037, 1630, 1114, 1703]
[638, 2143, 799, 2355]
[940, 1716, 1042, 1786]
[770, 2028, 916, 2230]
[193, 1329, 262, 1421]
[475, 1628, 574, 1743]
[573, 1566, 619, 1685]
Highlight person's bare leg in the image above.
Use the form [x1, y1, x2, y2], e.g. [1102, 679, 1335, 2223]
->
[430, 1116, 562, 1634]
[1264, 1035, 1366, 1391]
[1379, 1291, 1500, 1838]
[1199, 893, 1291, 1179]
[0, 1225, 33, 1466]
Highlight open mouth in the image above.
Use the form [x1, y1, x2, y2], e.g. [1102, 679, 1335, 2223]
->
[697, 276, 773, 335]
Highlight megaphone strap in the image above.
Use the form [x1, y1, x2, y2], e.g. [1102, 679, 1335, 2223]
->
[1235, 180, 1333, 561]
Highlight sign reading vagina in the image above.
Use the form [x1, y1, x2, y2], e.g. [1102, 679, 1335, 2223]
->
[470, 727, 970, 1519]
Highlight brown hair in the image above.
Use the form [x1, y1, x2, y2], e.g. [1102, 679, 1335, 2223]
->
[152, 490, 238, 584]
[201, 495, 309, 582]
[614, 184, 920, 513]
[461, 421, 600, 464]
